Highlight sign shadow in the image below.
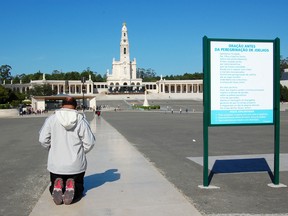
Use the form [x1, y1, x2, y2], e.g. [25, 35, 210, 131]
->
[208, 158, 273, 185]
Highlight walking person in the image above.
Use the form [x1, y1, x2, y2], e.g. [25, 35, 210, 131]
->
[39, 96, 96, 205]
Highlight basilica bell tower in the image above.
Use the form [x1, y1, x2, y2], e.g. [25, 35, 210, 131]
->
[107, 23, 139, 84]
[120, 23, 130, 63]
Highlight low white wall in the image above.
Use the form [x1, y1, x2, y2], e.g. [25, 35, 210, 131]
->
[0, 109, 19, 118]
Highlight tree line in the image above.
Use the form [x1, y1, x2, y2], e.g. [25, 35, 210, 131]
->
[0, 66, 106, 83]
[1, 56, 288, 107]
[0, 66, 203, 84]
[136, 67, 203, 82]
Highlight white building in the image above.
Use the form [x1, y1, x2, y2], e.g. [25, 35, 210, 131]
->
[1, 23, 203, 110]
[107, 23, 142, 90]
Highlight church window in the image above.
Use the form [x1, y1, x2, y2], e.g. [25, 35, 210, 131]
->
[124, 48, 126, 54]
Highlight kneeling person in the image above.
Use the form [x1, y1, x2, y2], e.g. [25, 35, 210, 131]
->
[39, 97, 96, 205]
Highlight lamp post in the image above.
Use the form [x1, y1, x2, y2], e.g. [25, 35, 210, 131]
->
[81, 77, 86, 110]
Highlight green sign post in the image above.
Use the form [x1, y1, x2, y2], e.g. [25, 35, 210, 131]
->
[203, 36, 280, 187]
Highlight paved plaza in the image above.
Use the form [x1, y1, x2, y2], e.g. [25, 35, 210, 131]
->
[0, 100, 288, 215]
[100, 109, 288, 215]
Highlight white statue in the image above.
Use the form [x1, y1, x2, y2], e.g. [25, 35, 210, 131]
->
[143, 90, 149, 107]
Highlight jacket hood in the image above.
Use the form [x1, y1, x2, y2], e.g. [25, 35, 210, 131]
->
[55, 108, 81, 130]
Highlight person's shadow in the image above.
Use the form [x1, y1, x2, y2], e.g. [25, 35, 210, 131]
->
[84, 169, 120, 193]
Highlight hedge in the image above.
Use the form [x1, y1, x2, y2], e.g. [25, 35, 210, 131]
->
[132, 105, 160, 110]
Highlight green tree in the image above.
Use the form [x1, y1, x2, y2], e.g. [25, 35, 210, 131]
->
[0, 65, 12, 82]
[12, 76, 21, 84]
[14, 91, 27, 101]
[7, 88, 19, 102]
[137, 68, 145, 78]
[64, 71, 81, 80]
[16, 73, 31, 83]
[80, 67, 105, 82]
[29, 71, 43, 80]
[80, 67, 94, 81]
[51, 70, 65, 80]
[280, 84, 288, 102]
[163, 72, 203, 80]
[102, 73, 107, 82]
[94, 74, 104, 82]
[0, 85, 9, 104]
[137, 68, 156, 79]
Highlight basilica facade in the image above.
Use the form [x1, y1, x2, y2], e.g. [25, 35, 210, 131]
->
[106, 23, 143, 93]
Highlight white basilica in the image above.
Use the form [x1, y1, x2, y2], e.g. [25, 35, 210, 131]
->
[107, 23, 143, 92]
[1, 23, 203, 111]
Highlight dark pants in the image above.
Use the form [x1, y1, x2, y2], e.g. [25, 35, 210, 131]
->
[49, 172, 85, 201]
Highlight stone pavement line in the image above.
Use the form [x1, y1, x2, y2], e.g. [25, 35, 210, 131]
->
[30, 115, 202, 216]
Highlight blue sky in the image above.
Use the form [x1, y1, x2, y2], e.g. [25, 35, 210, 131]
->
[1, 0, 288, 77]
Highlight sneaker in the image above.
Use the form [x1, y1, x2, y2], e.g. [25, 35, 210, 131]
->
[63, 178, 75, 205]
[52, 178, 63, 205]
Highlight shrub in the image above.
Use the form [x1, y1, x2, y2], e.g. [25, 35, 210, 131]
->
[132, 104, 160, 110]
[280, 84, 288, 102]
[10, 100, 21, 108]
[0, 104, 11, 109]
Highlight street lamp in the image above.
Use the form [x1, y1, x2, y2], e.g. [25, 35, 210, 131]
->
[81, 77, 86, 110]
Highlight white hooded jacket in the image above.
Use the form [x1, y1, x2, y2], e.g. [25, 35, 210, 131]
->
[39, 108, 95, 174]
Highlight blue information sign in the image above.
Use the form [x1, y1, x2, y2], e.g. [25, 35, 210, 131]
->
[210, 41, 274, 125]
